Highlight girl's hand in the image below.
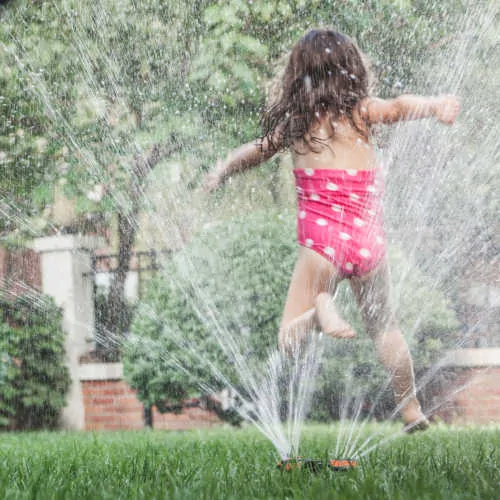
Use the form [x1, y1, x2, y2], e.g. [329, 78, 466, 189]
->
[435, 95, 460, 124]
[203, 160, 225, 192]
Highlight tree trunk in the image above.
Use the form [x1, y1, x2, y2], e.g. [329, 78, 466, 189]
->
[101, 136, 183, 358]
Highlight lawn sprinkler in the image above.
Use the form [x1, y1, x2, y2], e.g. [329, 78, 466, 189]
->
[277, 457, 358, 473]
[328, 459, 358, 471]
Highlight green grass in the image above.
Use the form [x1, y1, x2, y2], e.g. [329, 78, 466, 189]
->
[0, 424, 499, 499]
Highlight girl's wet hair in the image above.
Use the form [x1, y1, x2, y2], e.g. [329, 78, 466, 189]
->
[262, 29, 371, 152]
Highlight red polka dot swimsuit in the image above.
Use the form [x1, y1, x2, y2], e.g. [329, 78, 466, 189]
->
[294, 167, 386, 277]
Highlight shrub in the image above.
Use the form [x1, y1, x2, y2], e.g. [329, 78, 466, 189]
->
[124, 210, 297, 413]
[125, 209, 459, 421]
[0, 293, 70, 430]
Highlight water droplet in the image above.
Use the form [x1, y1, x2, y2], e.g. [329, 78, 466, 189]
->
[304, 75, 312, 93]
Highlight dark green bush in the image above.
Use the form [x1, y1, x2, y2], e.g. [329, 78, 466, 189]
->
[125, 209, 459, 421]
[0, 293, 70, 430]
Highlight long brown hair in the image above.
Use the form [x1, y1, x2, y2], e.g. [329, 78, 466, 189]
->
[262, 29, 372, 152]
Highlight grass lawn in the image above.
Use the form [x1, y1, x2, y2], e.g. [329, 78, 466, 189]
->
[0, 423, 499, 499]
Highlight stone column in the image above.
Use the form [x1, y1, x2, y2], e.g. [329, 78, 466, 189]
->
[32, 235, 105, 430]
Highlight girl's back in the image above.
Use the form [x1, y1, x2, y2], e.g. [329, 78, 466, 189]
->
[291, 112, 378, 172]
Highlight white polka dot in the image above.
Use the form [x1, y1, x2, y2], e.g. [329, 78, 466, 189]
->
[376, 236, 384, 245]
[339, 232, 351, 240]
[353, 217, 365, 227]
[310, 193, 320, 201]
[359, 248, 371, 258]
[305, 238, 314, 247]
[324, 246, 334, 257]
[316, 218, 328, 226]
[304, 168, 315, 176]
[367, 185, 376, 193]
[345, 262, 354, 272]
[331, 204, 342, 212]
[299, 210, 306, 219]
[326, 182, 338, 191]
[367, 209, 376, 217]
[350, 193, 359, 202]
[346, 169, 357, 176]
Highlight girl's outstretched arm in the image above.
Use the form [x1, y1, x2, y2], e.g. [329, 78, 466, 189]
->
[360, 94, 460, 125]
[203, 134, 281, 192]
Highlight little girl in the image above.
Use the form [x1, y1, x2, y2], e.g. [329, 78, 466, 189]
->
[204, 29, 459, 431]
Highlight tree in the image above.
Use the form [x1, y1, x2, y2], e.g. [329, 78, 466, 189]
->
[1, 1, 214, 355]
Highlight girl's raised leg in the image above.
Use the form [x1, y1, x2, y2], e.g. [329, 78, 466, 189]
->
[279, 247, 354, 354]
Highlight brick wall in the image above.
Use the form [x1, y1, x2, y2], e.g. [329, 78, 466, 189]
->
[82, 380, 145, 430]
[433, 349, 500, 424]
[152, 405, 221, 431]
[434, 367, 500, 424]
[80, 364, 221, 431]
[0, 247, 41, 294]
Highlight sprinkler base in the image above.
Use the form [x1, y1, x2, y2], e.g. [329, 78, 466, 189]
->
[277, 457, 357, 472]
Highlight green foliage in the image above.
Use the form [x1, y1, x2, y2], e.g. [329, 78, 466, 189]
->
[0, 0, 211, 234]
[124, 210, 297, 411]
[0, 293, 70, 429]
[125, 209, 459, 420]
[1, 0, 472, 236]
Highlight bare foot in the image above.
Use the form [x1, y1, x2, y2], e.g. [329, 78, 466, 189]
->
[403, 416, 430, 433]
[315, 292, 356, 339]
[400, 398, 429, 433]
[278, 308, 316, 356]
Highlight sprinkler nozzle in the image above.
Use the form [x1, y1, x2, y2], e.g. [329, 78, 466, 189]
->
[329, 459, 358, 471]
